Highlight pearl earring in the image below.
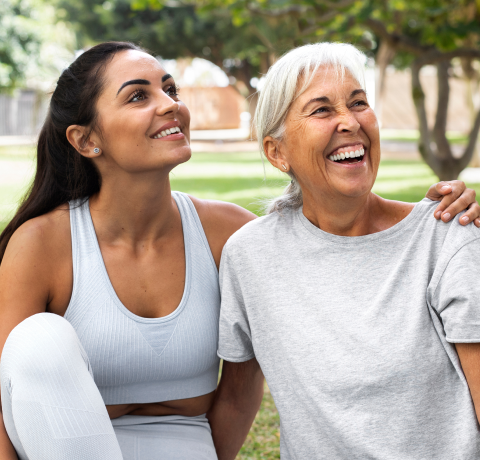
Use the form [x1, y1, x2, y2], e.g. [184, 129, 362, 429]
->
[93, 148, 100, 154]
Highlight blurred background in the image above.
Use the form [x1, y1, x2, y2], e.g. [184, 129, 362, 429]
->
[2, 1, 480, 457]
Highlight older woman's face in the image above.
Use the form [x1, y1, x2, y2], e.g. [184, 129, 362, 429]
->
[271, 67, 380, 201]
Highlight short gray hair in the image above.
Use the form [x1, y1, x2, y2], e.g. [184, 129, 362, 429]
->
[254, 42, 367, 214]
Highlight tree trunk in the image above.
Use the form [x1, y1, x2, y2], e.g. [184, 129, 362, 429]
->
[374, 41, 395, 126]
[411, 58, 480, 180]
[461, 59, 480, 167]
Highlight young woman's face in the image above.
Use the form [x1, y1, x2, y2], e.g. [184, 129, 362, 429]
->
[92, 49, 191, 174]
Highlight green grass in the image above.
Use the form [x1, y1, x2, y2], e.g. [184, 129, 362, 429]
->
[1, 148, 480, 459]
[380, 129, 468, 144]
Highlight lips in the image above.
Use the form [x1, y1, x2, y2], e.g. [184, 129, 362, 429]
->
[150, 121, 182, 139]
[327, 143, 366, 165]
[152, 126, 182, 139]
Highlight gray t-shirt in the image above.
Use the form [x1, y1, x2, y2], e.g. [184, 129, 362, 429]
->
[218, 198, 480, 459]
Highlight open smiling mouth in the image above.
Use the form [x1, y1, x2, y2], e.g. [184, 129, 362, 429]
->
[328, 145, 365, 165]
[152, 127, 182, 139]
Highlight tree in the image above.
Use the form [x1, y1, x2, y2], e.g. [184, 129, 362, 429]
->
[200, 0, 480, 180]
[57, 0, 301, 117]
[0, 0, 75, 92]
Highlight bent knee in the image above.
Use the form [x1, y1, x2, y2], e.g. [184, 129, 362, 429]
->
[1, 313, 82, 380]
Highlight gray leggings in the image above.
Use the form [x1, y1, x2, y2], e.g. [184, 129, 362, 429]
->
[0, 313, 218, 460]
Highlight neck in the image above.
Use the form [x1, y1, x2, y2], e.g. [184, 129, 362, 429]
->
[302, 190, 403, 236]
[89, 170, 177, 244]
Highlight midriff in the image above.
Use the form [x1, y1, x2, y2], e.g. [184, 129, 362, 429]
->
[106, 390, 216, 419]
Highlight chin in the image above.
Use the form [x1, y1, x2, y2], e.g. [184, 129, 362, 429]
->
[165, 145, 192, 168]
[339, 182, 373, 198]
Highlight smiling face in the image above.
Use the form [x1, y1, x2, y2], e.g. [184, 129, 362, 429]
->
[265, 66, 380, 204]
[87, 49, 191, 174]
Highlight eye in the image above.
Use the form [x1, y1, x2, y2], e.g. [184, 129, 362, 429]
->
[129, 89, 146, 103]
[352, 100, 368, 108]
[165, 85, 180, 98]
[312, 106, 329, 115]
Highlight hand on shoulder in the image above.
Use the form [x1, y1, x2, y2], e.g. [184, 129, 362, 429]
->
[188, 196, 256, 268]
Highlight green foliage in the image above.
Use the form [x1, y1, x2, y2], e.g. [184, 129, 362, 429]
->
[0, 0, 75, 92]
[0, 0, 41, 89]
[58, 0, 303, 95]
[191, 0, 480, 62]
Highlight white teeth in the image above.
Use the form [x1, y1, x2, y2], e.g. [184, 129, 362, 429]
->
[329, 147, 365, 162]
[152, 127, 182, 139]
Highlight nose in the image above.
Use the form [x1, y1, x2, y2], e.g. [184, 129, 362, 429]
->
[155, 92, 180, 117]
[336, 109, 360, 134]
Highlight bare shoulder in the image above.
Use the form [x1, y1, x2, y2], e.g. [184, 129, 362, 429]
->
[188, 196, 256, 267]
[4, 205, 71, 263]
[0, 205, 72, 315]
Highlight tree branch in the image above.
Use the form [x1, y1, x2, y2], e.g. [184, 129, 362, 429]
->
[250, 24, 276, 53]
[415, 48, 480, 67]
[364, 18, 430, 55]
[318, 0, 355, 9]
[246, 3, 313, 17]
[411, 59, 439, 171]
[433, 61, 452, 161]
[299, 10, 342, 35]
[459, 107, 480, 171]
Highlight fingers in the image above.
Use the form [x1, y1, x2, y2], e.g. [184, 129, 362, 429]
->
[429, 181, 466, 219]
[438, 187, 477, 223]
[458, 202, 480, 227]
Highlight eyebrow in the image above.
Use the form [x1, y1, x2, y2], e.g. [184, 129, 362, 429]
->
[302, 89, 366, 112]
[116, 79, 150, 96]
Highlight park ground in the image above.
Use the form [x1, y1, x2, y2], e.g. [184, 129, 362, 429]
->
[1, 142, 480, 459]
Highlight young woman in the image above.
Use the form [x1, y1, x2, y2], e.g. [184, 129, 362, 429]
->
[0, 41, 477, 460]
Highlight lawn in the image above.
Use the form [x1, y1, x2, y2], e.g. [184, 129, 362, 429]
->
[1, 147, 479, 459]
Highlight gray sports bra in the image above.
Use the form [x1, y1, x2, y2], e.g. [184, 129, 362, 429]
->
[65, 192, 220, 405]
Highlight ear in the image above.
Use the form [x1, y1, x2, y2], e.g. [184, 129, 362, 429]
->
[263, 136, 290, 173]
[66, 125, 102, 159]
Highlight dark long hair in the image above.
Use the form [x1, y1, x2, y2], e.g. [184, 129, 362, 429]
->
[0, 42, 143, 263]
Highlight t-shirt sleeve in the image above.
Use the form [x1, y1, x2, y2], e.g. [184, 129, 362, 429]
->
[431, 240, 480, 343]
[217, 246, 255, 362]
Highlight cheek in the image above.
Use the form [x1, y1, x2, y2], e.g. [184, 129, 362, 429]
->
[361, 111, 380, 141]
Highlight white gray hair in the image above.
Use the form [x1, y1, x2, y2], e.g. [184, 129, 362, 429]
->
[254, 42, 367, 214]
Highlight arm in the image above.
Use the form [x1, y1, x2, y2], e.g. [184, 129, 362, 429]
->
[207, 359, 264, 460]
[0, 215, 67, 458]
[455, 344, 480, 423]
[425, 180, 480, 226]
[0, 415, 17, 460]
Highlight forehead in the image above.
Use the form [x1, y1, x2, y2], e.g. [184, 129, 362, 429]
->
[103, 50, 166, 89]
[297, 66, 362, 100]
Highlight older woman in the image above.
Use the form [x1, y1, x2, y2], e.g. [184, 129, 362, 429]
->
[215, 43, 480, 459]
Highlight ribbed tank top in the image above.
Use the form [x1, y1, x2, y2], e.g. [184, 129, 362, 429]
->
[65, 192, 220, 405]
